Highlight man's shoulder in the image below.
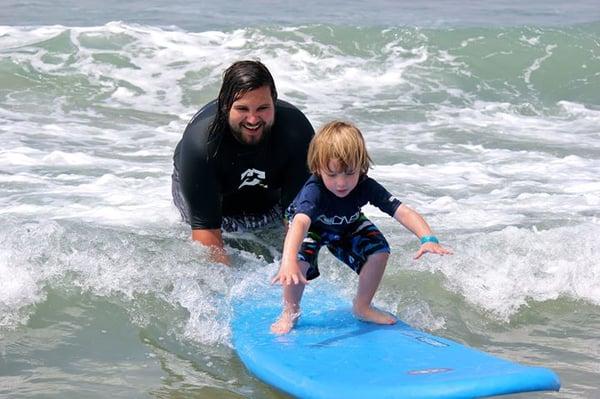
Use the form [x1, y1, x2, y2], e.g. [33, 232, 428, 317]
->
[275, 99, 302, 113]
[175, 100, 218, 162]
[272, 100, 314, 150]
[188, 99, 218, 129]
[275, 100, 309, 124]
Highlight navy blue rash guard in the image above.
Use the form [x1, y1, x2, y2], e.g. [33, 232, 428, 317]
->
[173, 99, 314, 230]
[287, 175, 403, 234]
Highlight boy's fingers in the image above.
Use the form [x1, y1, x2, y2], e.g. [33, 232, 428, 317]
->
[414, 249, 424, 260]
[271, 273, 280, 285]
[272, 270, 308, 286]
[434, 245, 452, 255]
[414, 244, 453, 259]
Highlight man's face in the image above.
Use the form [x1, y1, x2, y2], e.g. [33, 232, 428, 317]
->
[228, 86, 275, 145]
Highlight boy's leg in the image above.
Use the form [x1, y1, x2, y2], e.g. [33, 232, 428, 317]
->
[326, 216, 396, 325]
[271, 260, 310, 334]
[353, 252, 397, 325]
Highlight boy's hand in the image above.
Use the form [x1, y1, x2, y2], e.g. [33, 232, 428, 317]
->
[271, 260, 309, 286]
[414, 242, 453, 260]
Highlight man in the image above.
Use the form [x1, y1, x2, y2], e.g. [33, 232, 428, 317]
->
[172, 60, 314, 264]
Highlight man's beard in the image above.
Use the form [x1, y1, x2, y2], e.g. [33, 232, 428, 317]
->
[229, 120, 273, 146]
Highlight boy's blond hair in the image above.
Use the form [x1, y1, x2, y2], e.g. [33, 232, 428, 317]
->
[307, 121, 373, 176]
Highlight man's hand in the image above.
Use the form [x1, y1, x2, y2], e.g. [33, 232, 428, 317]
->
[192, 228, 230, 265]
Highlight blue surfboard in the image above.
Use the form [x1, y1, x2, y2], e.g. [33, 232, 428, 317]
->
[232, 282, 560, 399]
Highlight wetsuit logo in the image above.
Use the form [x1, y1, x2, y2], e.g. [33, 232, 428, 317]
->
[316, 211, 360, 225]
[239, 168, 267, 189]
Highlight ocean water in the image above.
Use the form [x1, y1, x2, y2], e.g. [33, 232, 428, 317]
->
[1, 1, 600, 398]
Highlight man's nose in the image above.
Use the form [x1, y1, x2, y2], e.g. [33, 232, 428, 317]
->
[246, 112, 260, 123]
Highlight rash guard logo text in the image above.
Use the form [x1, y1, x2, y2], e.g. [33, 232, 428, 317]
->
[316, 212, 360, 225]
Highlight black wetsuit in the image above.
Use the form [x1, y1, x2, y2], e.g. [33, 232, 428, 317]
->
[172, 99, 314, 230]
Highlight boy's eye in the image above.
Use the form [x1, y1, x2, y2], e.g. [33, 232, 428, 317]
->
[324, 168, 356, 177]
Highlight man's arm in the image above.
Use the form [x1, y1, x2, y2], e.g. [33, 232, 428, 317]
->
[178, 107, 229, 264]
[192, 228, 230, 265]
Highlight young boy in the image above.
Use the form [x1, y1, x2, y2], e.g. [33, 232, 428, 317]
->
[271, 121, 451, 334]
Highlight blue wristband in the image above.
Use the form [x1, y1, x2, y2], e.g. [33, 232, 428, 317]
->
[420, 235, 439, 244]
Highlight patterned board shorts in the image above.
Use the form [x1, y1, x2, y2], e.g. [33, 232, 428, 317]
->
[171, 169, 281, 233]
[298, 215, 390, 280]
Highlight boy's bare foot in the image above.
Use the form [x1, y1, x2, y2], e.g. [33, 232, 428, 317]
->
[270, 311, 301, 335]
[353, 304, 397, 325]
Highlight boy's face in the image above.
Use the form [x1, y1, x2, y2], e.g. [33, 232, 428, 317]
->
[320, 159, 360, 198]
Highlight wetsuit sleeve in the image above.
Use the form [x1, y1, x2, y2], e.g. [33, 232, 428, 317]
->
[364, 177, 402, 217]
[178, 113, 222, 230]
[280, 108, 314, 211]
[286, 177, 321, 222]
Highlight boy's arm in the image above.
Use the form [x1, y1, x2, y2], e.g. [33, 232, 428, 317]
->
[393, 204, 452, 259]
[272, 213, 311, 285]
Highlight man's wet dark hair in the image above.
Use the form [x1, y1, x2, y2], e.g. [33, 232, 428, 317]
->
[209, 60, 278, 138]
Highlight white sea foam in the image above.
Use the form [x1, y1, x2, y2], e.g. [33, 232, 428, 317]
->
[0, 258, 43, 327]
[1, 22, 599, 336]
[407, 223, 600, 321]
[0, 217, 250, 345]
